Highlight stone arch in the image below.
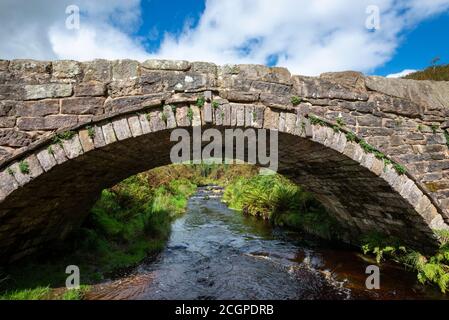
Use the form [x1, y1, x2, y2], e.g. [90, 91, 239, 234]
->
[0, 92, 447, 263]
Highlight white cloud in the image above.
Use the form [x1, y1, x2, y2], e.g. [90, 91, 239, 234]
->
[386, 69, 417, 78]
[0, 0, 448, 76]
[0, 0, 149, 61]
[153, 0, 449, 75]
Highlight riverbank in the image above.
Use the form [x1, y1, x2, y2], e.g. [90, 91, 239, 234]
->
[0, 166, 198, 300]
[222, 173, 449, 294]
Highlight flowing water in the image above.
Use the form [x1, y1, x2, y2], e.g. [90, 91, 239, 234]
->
[86, 186, 447, 300]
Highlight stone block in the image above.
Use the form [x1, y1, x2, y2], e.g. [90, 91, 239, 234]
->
[61, 97, 105, 115]
[112, 118, 132, 141]
[24, 83, 72, 100]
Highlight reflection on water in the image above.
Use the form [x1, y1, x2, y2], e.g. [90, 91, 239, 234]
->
[86, 186, 447, 300]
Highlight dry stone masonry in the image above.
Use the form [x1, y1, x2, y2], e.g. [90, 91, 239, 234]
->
[0, 59, 449, 262]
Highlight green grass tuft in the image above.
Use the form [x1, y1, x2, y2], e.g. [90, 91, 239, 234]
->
[19, 161, 30, 174]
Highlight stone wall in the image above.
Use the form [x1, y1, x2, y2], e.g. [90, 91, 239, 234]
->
[0, 59, 448, 262]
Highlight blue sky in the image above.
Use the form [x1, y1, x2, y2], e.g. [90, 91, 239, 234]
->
[1, 0, 449, 77]
[375, 13, 449, 76]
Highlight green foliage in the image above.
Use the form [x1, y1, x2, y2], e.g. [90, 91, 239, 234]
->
[61, 286, 91, 300]
[0, 287, 50, 300]
[345, 131, 357, 142]
[0, 167, 197, 299]
[361, 230, 449, 293]
[187, 107, 194, 121]
[212, 101, 220, 109]
[223, 174, 343, 239]
[360, 232, 406, 263]
[309, 115, 325, 126]
[431, 124, 439, 134]
[336, 116, 345, 127]
[291, 96, 302, 106]
[19, 161, 30, 174]
[359, 139, 376, 154]
[393, 163, 407, 175]
[47, 145, 54, 155]
[86, 126, 96, 139]
[160, 112, 168, 124]
[52, 131, 76, 145]
[7, 168, 14, 176]
[404, 64, 449, 81]
[196, 96, 205, 108]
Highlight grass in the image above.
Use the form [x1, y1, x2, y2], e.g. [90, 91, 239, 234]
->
[291, 96, 302, 106]
[196, 97, 205, 108]
[52, 131, 76, 145]
[19, 161, 29, 174]
[0, 167, 197, 300]
[0, 287, 51, 300]
[187, 107, 193, 121]
[404, 64, 449, 81]
[223, 174, 344, 240]
[86, 126, 95, 139]
[361, 230, 449, 293]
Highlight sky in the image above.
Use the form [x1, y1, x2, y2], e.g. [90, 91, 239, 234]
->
[0, 0, 448, 77]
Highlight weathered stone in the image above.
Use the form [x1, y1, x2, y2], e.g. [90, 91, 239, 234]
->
[263, 108, 279, 130]
[9, 60, 51, 83]
[112, 60, 139, 81]
[203, 103, 213, 123]
[141, 59, 190, 71]
[190, 105, 201, 127]
[230, 104, 245, 127]
[0, 129, 32, 147]
[60, 135, 83, 159]
[61, 97, 105, 115]
[92, 125, 106, 148]
[17, 100, 59, 117]
[36, 147, 57, 172]
[49, 143, 68, 164]
[176, 106, 191, 127]
[219, 90, 259, 102]
[0, 100, 17, 117]
[148, 111, 166, 132]
[17, 115, 78, 130]
[82, 60, 112, 82]
[24, 83, 72, 100]
[74, 81, 106, 97]
[163, 105, 177, 129]
[105, 94, 164, 113]
[10, 154, 43, 186]
[127, 115, 143, 137]
[102, 122, 117, 144]
[0, 169, 19, 201]
[0, 117, 16, 127]
[112, 118, 132, 141]
[52, 60, 81, 80]
[78, 129, 95, 152]
[138, 113, 151, 134]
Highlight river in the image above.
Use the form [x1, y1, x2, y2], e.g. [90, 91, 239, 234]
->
[86, 186, 447, 300]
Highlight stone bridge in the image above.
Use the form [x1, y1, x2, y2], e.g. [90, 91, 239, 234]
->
[0, 59, 449, 263]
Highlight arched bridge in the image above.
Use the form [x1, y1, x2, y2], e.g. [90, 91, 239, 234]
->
[0, 59, 449, 262]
